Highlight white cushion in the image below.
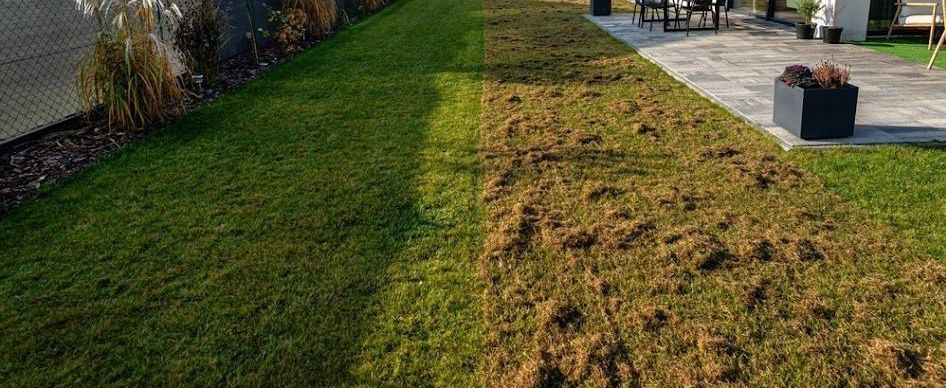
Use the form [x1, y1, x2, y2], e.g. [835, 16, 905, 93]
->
[901, 14, 944, 25]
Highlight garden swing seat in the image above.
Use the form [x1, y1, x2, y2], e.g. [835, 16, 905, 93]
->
[887, 0, 943, 50]
[925, 0, 946, 68]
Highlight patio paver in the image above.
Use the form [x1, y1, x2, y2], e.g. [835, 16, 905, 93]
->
[586, 13, 946, 149]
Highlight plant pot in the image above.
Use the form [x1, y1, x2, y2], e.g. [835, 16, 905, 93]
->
[591, 0, 611, 16]
[795, 22, 814, 39]
[773, 78, 858, 140]
[821, 26, 843, 44]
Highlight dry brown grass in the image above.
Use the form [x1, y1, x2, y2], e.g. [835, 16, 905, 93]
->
[76, 0, 184, 130]
[363, 0, 387, 12]
[479, 0, 946, 385]
[285, 0, 338, 39]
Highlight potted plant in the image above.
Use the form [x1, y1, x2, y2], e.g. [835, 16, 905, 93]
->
[795, 0, 821, 39]
[591, 0, 611, 16]
[820, 2, 845, 44]
[773, 61, 858, 140]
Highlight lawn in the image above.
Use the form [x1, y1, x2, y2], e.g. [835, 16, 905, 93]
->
[3, 0, 946, 385]
[813, 38, 946, 259]
[0, 0, 483, 384]
[478, 0, 946, 385]
[791, 146, 946, 259]
[856, 37, 946, 69]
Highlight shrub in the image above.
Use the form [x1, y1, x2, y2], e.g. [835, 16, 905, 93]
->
[813, 60, 850, 89]
[796, 0, 822, 24]
[75, 0, 185, 130]
[175, 0, 228, 86]
[267, 6, 308, 54]
[285, 0, 339, 39]
[363, 0, 387, 12]
[778, 64, 817, 88]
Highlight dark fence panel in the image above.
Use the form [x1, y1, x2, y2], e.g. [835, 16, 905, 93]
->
[0, 0, 347, 145]
[222, 0, 281, 60]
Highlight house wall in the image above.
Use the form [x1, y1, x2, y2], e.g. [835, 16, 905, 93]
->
[813, 0, 871, 41]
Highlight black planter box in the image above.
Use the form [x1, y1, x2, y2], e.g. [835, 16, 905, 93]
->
[773, 78, 858, 140]
[821, 26, 843, 44]
[796, 22, 814, 39]
[591, 0, 611, 16]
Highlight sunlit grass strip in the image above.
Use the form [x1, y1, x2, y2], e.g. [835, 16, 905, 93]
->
[0, 0, 484, 384]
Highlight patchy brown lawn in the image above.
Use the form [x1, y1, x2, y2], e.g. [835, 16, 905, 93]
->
[478, 0, 946, 385]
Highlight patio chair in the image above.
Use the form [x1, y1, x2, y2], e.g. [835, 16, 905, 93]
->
[638, 0, 675, 31]
[715, 0, 729, 29]
[630, 0, 642, 24]
[679, 0, 719, 35]
[682, 0, 728, 29]
[887, 0, 943, 50]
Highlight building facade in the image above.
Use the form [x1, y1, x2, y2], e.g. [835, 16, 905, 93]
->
[731, 0, 898, 40]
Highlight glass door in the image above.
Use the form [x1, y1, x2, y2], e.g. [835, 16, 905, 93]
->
[732, 0, 771, 18]
[732, 0, 804, 22]
[771, 0, 803, 23]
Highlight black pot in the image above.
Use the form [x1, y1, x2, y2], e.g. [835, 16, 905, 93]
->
[773, 78, 858, 140]
[796, 22, 814, 39]
[821, 26, 843, 44]
[591, 0, 611, 16]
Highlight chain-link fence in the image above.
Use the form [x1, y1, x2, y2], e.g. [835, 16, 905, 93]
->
[0, 2, 96, 144]
[0, 0, 353, 146]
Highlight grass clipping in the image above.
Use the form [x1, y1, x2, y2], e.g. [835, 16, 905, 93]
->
[478, 0, 946, 385]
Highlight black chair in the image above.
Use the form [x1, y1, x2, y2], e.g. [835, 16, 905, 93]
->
[715, 0, 729, 29]
[678, 0, 719, 35]
[688, 0, 729, 29]
[638, 0, 674, 31]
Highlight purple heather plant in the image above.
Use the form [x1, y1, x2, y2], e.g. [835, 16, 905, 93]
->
[779, 64, 817, 88]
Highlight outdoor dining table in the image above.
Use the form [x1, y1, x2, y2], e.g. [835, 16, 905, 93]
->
[659, 0, 721, 33]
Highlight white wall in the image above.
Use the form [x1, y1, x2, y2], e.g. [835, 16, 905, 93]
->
[813, 0, 870, 41]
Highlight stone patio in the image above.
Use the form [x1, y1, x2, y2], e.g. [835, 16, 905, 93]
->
[586, 12, 946, 149]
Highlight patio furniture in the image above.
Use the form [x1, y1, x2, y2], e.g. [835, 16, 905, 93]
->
[680, 0, 727, 30]
[716, 0, 729, 29]
[639, 0, 675, 30]
[887, 0, 943, 50]
[631, 0, 722, 33]
[664, 0, 720, 34]
[929, 0, 946, 68]
[592, 0, 612, 16]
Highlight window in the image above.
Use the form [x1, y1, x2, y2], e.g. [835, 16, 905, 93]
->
[868, 0, 896, 34]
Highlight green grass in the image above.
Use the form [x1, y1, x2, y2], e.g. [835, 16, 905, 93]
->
[0, 0, 484, 384]
[807, 40, 946, 260]
[855, 37, 946, 69]
[791, 146, 946, 259]
[6, 0, 946, 384]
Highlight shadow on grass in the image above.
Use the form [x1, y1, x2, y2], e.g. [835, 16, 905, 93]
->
[0, 0, 482, 385]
